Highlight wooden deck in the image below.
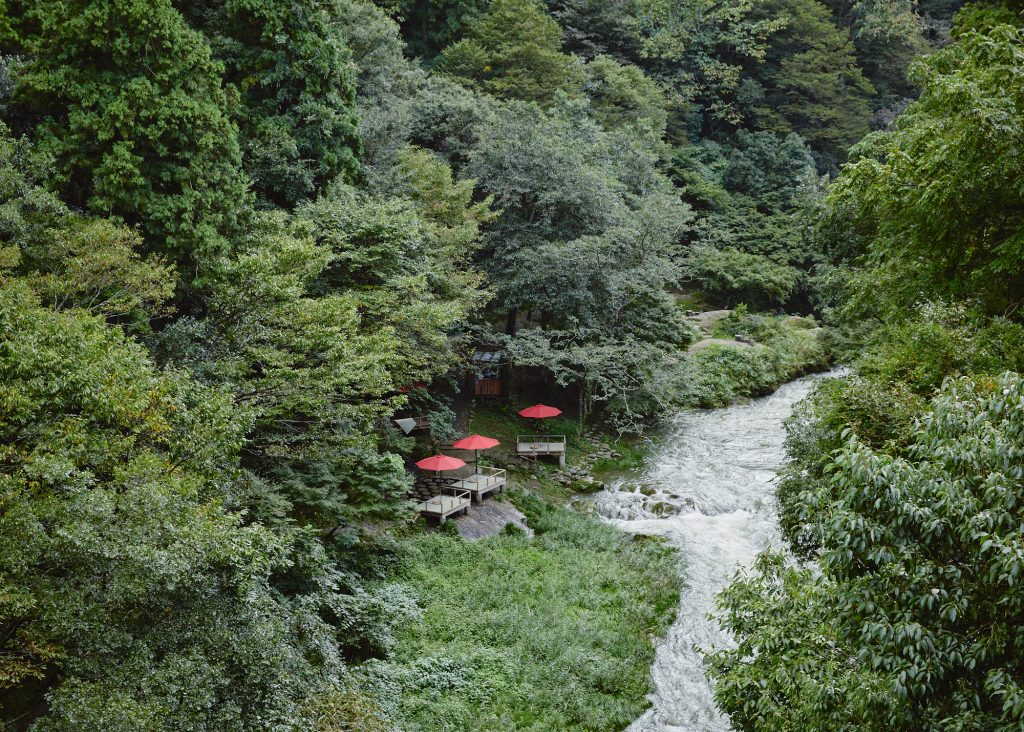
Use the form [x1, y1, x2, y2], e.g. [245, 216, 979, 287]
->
[517, 435, 567, 467]
[417, 489, 471, 524]
[449, 467, 507, 503]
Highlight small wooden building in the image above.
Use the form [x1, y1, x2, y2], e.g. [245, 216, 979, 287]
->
[471, 350, 503, 398]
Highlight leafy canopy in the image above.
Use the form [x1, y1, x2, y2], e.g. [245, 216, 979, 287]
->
[8, 0, 250, 273]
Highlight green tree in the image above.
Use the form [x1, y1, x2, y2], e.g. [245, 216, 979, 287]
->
[153, 214, 410, 528]
[823, 0, 930, 103]
[157, 151, 490, 529]
[0, 123, 174, 323]
[175, 0, 362, 207]
[710, 373, 1024, 731]
[335, 0, 426, 175]
[0, 279, 363, 729]
[394, 0, 488, 57]
[678, 131, 821, 307]
[436, 0, 584, 105]
[634, 0, 784, 131]
[8, 0, 250, 274]
[546, 0, 645, 62]
[583, 54, 668, 134]
[824, 3, 1024, 317]
[751, 0, 875, 167]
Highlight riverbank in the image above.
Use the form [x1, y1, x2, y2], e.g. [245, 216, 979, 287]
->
[358, 495, 681, 732]
[359, 314, 833, 730]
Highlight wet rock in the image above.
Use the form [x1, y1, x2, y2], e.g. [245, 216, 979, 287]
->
[570, 478, 603, 494]
[649, 501, 680, 517]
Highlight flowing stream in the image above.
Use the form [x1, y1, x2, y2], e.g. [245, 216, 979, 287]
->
[594, 372, 832, 732]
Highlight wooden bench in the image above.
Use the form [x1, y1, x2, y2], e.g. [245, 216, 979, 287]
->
[449, 467, 507, 504]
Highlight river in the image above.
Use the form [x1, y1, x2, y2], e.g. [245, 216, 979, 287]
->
[594, 372, 831, 732]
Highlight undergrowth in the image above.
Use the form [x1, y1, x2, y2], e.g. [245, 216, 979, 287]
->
[360, 494, 680, 732]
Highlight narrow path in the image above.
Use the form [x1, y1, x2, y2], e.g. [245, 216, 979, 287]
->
[594, 372, 832, 732]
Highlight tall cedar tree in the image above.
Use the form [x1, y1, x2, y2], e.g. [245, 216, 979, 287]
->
[175, 0, 362, 208]
[752, 0, 875, 167]
[436, 0, 583, 106]
[6, 0, 250, 278]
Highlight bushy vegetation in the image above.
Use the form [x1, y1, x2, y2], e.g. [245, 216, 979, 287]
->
[677, 309, 830, 409]
[360, 495, 680, 732]
[0, 0, 979, 727]
[707, 7, 1024, 730]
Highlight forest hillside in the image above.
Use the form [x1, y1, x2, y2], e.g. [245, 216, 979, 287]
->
[3, 0, 1023, 731]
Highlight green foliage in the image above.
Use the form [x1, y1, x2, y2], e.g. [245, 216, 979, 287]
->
[154, 214, 411, 527]
[824, 4, 1024, 316]
[824, 0, 931, 104]
[583, 54, 668, 134]
[0, 280, 356, 729]
[751, 0, 875, 167]
[10, 0, 250, 273]
[708, 551, 903, 731]
[0, 124, 174, 323]
[546, 0, 645, 62]
[362, 494, 680, 731]
[777, 373, 924, 551]
[684, 246, 799, 307]
[0, 0, 975, 727]
[176, 0, 362, 207]
[436, 0, 584, 105]
[857, 301, 1024, 395]
[678, 131, 821, 307]
[393, 0, 488, 58]
[678, 312, 830, 409]
[634, 0, 784, 128]
[711, 373, 1024, 731]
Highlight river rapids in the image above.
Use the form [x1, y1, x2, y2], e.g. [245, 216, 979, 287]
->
[594, 372, 832, 732]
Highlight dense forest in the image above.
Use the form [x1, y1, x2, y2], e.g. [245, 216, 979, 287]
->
[1, 0, 1022, 730]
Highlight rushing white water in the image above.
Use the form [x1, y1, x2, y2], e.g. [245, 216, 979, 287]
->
[594, 372, 831, 732]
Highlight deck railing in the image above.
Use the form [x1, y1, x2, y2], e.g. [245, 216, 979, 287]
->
[450, 466, 506, 483]
[516, 434, 566, 445]
[440, 486, 472, 501]
[516, 435, 567, 455]
[476, 466, 506, 480]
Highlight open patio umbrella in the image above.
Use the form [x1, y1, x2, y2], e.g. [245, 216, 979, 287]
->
[452, 434, 500, 474]
[415, 454, 466, 474]
[518, 404, 562, 419]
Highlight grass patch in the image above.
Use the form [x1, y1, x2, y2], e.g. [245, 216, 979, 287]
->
[590, 436, 648, 476]
[681, 309, 831, 408]
[361, 493, 680, 732]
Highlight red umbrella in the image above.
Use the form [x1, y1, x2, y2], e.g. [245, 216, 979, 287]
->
[415, 454, 466, 472]
[452, 434, 500, 474]
[452, 434, 500, 451]
[518, 404, 562, 419]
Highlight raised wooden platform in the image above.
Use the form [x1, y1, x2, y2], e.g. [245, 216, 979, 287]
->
[417, 489, 471, 524]
[450, 467, 507, 504]
[517, 435, 567, 467]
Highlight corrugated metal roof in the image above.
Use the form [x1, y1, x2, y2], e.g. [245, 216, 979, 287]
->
[471, 351, 502, 363]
